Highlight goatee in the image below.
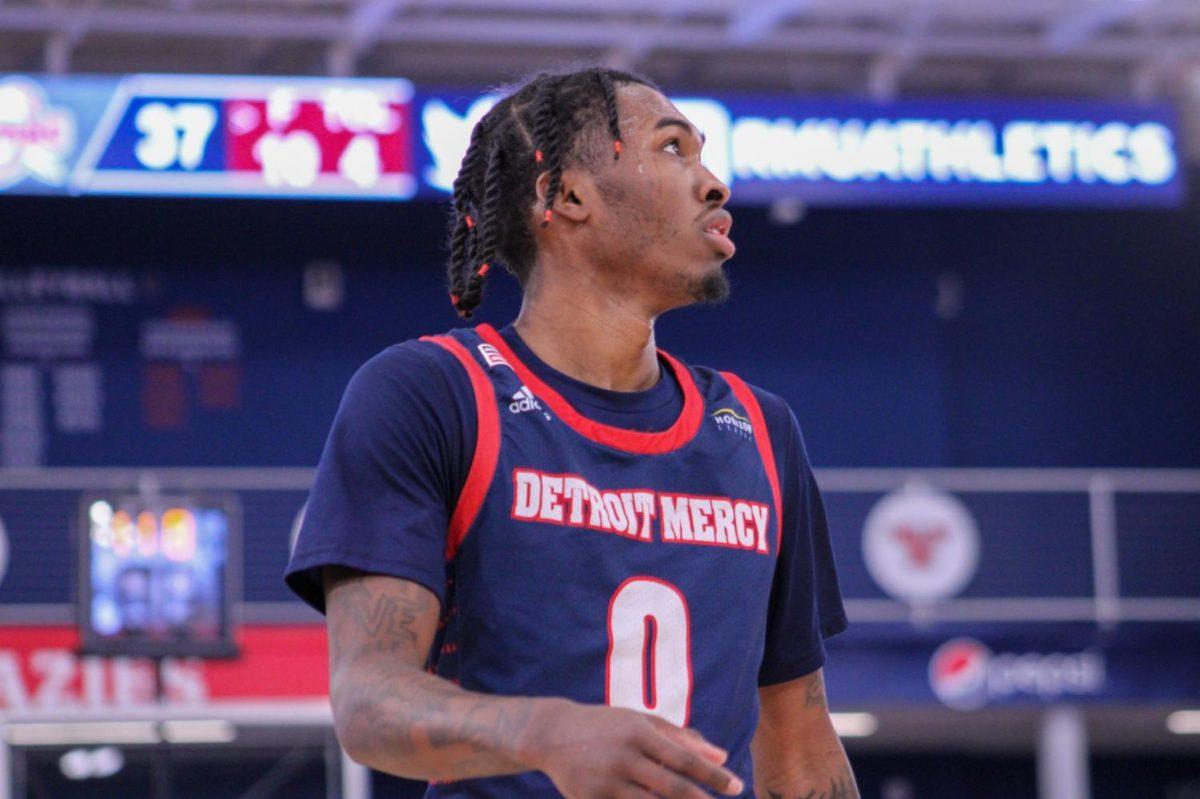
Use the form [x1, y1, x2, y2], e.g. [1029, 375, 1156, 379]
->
[689, 270, 730, 304]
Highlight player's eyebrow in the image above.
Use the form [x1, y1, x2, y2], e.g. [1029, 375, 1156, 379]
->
[653, 116, 706, 146]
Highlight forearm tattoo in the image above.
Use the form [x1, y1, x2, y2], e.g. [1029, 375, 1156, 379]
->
[803, 670, 827, 710]
[767, 773, 858, 799]
[757, 670, 858, 799]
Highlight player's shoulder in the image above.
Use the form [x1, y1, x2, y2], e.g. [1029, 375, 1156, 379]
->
[341, 331, 476, 414]
[361, 329, 476, 377]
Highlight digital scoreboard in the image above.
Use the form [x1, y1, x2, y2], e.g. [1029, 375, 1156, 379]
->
[79, 493, 240, 658]
[2, 74, 416, 199]
[0, 72, 1185, 206]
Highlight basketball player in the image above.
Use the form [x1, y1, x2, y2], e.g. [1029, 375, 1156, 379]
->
[286, 67, 855, 798]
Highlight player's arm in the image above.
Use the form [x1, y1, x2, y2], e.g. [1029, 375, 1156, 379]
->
[324, 566, 745, 797]
[324, 566, 536, 779]
[750, 669, 859, 799]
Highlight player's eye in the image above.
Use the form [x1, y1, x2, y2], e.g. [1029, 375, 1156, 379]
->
[662, 137, 682, 155]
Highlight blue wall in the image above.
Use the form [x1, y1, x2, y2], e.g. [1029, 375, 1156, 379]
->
[1, 185, 1197, 468]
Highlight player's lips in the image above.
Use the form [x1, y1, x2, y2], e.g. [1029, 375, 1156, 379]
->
[700, 210, 736, 257]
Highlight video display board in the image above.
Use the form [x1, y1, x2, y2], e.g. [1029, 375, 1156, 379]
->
[2, 74, 415, 199]
[0, 73, 1184, 206]
[79, 493, 239, 658]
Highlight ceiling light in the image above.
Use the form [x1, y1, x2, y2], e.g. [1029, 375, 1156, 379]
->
[1167, 710, 1200, 734]
[831, 712, 878, 737]
[161, 720, 237, 744]
[7, 722, 159, 746]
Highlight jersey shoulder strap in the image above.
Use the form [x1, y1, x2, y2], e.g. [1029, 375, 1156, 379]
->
[419, 331, 501, 560]
[719, 371, 784, 555]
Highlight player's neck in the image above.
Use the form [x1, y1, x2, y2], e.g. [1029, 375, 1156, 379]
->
[512, 282, 661, 393]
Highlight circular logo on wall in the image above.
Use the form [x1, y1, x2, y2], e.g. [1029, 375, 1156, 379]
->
[862, 483, 980, 603]
[929, 637, 992, 710]
[0, 514, 8, 587]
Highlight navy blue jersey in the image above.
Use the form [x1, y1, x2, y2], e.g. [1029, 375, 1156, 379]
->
[286, 323, 847, 797]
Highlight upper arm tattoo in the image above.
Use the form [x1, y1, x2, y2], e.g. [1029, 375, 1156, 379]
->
[323, 566, 440, 670]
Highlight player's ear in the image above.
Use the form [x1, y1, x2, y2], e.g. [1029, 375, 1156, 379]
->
[534, 167, 592, 225]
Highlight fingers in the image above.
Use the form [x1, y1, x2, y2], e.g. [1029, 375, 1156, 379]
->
[639, 730, 744, 797]
[679, 727, 727, 765]
[627, 757, 724, 799]
[643, 715, 728, 764]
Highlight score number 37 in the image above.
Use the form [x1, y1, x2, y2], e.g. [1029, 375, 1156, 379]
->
[133, 102, 217, 171]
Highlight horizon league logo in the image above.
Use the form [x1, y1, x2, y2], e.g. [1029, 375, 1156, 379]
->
[0, 77, 76, 189]
[711, 408, 753, 439]
[929, 637, 1106, 710]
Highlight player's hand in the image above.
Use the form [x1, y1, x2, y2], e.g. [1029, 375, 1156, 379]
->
[520, 699, 745, 798]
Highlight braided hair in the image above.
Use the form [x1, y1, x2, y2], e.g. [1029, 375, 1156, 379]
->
[445, 66, 658, 318]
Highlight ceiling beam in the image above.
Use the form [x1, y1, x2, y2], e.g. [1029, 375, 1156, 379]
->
[44, 31, 72, 74]
[1130, 54, 1184, 102]
[414, 0, 735, 11]
[41, 4, 93, 76]
[346, 0, 407, 47]
[727, 0, 815, 45]
[0, 6, 1197, 64]
[867, 0, 938, 101]
[1046, 0, 1158, 54]
[597, 0, 693, 72]
[325, 0, 408, 76]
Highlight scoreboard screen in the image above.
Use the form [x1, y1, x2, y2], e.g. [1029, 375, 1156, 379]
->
[69, 75, 416, 198]
[0, 72, 1184, 206]
[79, 494, 239, 658]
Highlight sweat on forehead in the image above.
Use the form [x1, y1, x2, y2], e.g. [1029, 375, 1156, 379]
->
[613, 84, 679, 130]
[614, 86, 705, 149]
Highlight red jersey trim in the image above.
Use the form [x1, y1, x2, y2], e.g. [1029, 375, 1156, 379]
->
[421, 335, 501, 560]
[475, 323, 703, 456]
[721, 372, 783, 556]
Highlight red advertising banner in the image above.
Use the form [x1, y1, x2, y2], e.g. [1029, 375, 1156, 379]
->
[0, 625, 328, 711]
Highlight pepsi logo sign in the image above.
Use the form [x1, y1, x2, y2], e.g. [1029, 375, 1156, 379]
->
[862, 483, 980, 603]
[928, 637, 992, 710]
[929, 637, 1106, 710]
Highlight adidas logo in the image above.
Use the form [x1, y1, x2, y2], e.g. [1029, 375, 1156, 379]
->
[508, 386, 542, 415]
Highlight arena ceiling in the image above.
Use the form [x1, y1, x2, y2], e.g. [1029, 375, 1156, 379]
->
[2, 0, 1200, 155]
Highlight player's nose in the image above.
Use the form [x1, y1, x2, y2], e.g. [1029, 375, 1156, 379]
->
[697, 165, 730, 208]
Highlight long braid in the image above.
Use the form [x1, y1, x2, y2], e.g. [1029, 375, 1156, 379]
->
[441, 66, 659, 316]
[447, 118, 492, 312]
[595, 70, 623, 160]
[455, 142, 505, 318]
[447, 207, 472, 310]
[530, 80, 565, 228]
